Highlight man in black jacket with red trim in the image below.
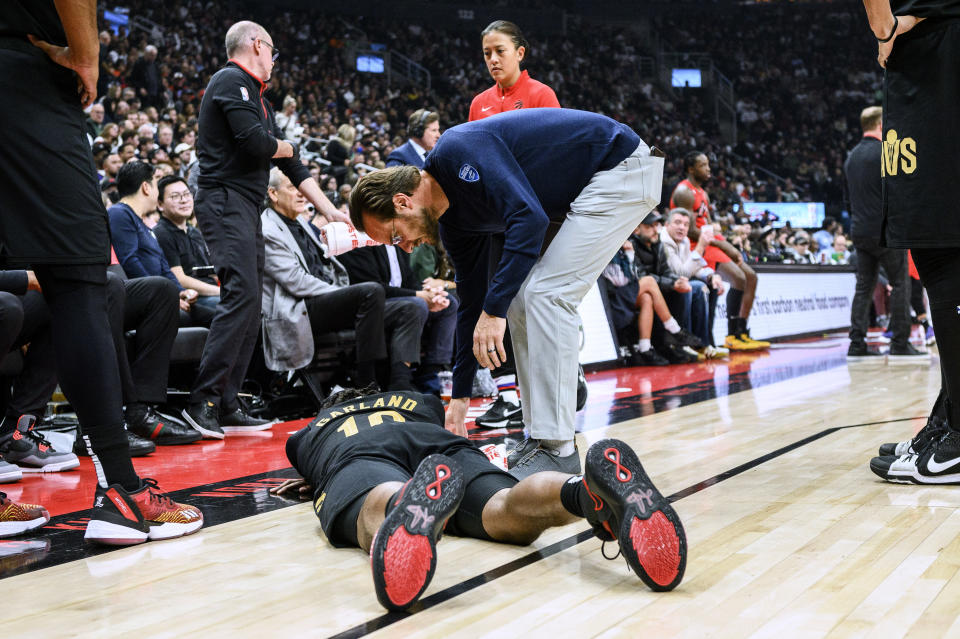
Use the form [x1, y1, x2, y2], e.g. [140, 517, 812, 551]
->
[183, 20, 346, 439]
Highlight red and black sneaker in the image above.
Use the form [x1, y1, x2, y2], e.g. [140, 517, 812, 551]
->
[583, 438, 686, 591]
[84, 478, 203, 545]
[370, 454, 464, 612]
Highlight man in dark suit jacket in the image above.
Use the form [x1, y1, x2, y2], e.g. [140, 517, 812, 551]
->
[338, 244, 457, 394]
[385, 109, 440, 169]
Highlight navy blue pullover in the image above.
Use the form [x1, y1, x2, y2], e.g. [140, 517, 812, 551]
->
[425, 108, 640, 398]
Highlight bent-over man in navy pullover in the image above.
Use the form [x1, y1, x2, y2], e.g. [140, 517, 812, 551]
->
[349, 108, 664, 478]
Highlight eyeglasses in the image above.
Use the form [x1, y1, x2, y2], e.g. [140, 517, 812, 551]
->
[252, 38, 280, 62]
[390, 221, 403, 246]
[166, 191, 193, 202]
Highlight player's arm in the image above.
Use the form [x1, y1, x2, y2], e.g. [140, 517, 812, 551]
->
[30, 0, 99, 107]
[270, 477, 313, 500]
[861, 0, 925, 68]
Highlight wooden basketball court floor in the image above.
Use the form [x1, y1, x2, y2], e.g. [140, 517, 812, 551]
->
[3, 336, 954, 638]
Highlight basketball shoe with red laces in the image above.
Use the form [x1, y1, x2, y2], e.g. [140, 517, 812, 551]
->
[582, 438, 687, 591]
[84, 478, 203, 545]
[0, 492, 50, 538]
[370, 454, 464, 611]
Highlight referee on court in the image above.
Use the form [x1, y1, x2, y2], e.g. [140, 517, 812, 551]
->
[182, 20, 344, 438]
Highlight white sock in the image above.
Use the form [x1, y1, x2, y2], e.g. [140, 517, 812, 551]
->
[498, 389, 519, 405]
[663, 318, 681, 334]
[638, 339, 652, 352]
[541, 439, 576, 457]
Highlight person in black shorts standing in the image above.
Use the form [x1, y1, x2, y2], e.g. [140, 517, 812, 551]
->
[0, 0, 202, 544]
[864, 0, 960, 482]
[273, 387, 687, 611]
[182, 20, 345, 439]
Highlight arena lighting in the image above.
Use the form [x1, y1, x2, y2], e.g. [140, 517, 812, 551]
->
[671, 68, 701, 88]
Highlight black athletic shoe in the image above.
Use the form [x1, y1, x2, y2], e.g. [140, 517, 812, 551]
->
[576, 364, 588, 411]
[630, 348, 670, 367]
[505, 437, 538, 469]
[878, 415, 949, 457]
[870, 429, 960, 484]
[128, 408, 202, 445]
[887, 342, 930, 363]
[583, 438, 687, 591]
[84, 478, 203, 545]
[474, 395, 522, 429]
[370, 454, 465, 611]
[73, 428, 156, 458]
[668, 328, 704, 351]
[847, 341, 883, 361]
[219, 407, 274, 433]
[0, 415, 80, 472]
[664, 343, 698, 364]
[182, 402, 224, 440]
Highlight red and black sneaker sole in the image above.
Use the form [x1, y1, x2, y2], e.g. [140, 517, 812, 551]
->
[370, 454, 465, 612]
[583, 438, 686, 592]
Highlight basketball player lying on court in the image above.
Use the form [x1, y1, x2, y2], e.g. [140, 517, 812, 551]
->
[270, 386, 686, 611]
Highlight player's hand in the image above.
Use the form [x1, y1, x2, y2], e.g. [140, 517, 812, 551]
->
[878, 16, 924, 68]
[28, 34, 98, 108]
[473, 311, 507, 370]
[25, 271, 42, 292]
[444, 398, 469, 438]
[270, 477, 313, 500]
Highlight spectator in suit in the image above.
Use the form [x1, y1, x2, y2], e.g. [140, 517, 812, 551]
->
[386, 109, 440, 169]
[338, 242, 458, 394]
[130, 45, 161, 109]
[262, 168, 425, 391]
[107, 161, 213, 327]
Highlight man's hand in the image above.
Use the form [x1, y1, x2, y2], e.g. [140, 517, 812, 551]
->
[423, 277, 450, 291]
[444, 398, 469, 438]
[28, 35, 98, 107]
[179, 289, 197, 312]
[473, 311, 507, 369]
[324, 209, 352, 224]
[270, 477, 313, 500]
[273, 140, 294, 159]
[25, 271, 42, 292]
[416, 289, 449, 312]
[709, 273, 725, 292]
[877, 15, 925, 68]
[673, 276, 692, 293]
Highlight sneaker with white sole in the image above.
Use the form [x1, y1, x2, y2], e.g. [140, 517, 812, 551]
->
[870, 429, 960, 484]
[0, 492, 49, 538]
[84, 478, 204, 545]
[474, 396, 522, 429]
[0, 458, 22, 484]
[0, 416, 79, 473]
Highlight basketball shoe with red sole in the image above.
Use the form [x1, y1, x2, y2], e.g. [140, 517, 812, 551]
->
[84, 478, 203, 545]
[0, 492, 50, 538]
[370, 454, 464, 611]
[583, 438, 686, 591]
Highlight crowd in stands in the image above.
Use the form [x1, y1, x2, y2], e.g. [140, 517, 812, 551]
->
[2, 1, 879, 459]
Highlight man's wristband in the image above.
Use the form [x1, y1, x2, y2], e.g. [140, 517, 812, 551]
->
[878, 15, 898, 43]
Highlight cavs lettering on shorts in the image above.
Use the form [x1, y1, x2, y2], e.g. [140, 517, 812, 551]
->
[882, 129, 917, 177]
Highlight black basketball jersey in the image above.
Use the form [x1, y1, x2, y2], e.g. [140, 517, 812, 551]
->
[286, 391, 449, 491]
[891, 0, 960, 18]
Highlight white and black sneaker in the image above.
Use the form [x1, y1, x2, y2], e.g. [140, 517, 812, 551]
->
[871, 429, 960, 484]
[0, 416, 79, 472]
[878, 415, 948, 457]
[474, 396, 522, 429]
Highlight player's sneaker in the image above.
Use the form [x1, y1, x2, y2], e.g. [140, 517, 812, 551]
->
[738, 330, 770, 349]
[128, 408, 202, 445]
[724, 334, 753, 351]
[370, 454, 464, 611]
[0, 415, 79, 472]
[668, 328, 704, 351]
[474, 395, 522, 429]
[576, 364, 588, 412]
[583, 438, 686, 591]
[84, 478, 204, 545]
[182, 401, 224, 440]
[630, 348, 670, 367]
[0, 458, 22, 484]
[879, 415, 948, 457]
[870, 429, 960, 484]
[220, 407, 274, 433]
[0, 492, 49, 538]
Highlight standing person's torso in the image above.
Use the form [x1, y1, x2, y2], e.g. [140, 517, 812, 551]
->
[468, 70, 560, 122]
[0, 1, 66, 44]
[197, 62, 277, 203]
[427, 108, 640, 232]
[844, 137, 883, 240]
[670, 179, 711, 228]
[891, 0, 960, 18]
